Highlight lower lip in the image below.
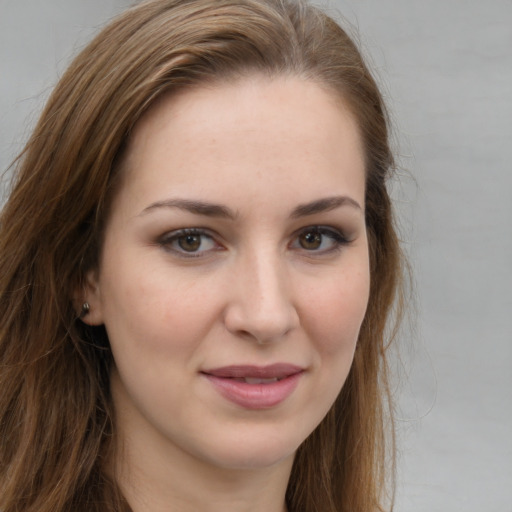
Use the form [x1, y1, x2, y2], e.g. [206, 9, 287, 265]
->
[203, 372, 302, 410]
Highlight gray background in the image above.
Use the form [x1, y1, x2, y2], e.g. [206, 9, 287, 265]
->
[1, 0, 511, 510]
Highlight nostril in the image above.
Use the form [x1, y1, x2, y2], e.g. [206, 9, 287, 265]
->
[224, 305, 298, 345]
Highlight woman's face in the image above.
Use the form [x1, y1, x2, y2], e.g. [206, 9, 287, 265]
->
[85, 76, 369, 472]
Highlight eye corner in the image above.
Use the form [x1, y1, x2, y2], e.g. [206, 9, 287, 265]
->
[157, 228, 225, 259]
[290, 225, 351, 256]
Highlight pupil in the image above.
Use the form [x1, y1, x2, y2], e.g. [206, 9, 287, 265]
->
[301, 231, 321, 249]
[179, 235, 201, 251]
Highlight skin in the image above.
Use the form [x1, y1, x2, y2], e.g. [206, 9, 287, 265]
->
[83, 75, 370, 512]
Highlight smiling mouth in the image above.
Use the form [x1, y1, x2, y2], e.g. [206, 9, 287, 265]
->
[232, 377, 281, 384]
[201, 363, 303, 380]
[201, 363, 304, 409]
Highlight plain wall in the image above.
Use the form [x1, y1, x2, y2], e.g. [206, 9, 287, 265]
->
[1, 0, 511, 510]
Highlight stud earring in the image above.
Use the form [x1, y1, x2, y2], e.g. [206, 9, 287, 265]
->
[80, 302, 90, 318]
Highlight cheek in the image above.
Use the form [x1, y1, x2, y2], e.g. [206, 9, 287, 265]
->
[100, 259, 221, 356]
[303, 266, 370, 357]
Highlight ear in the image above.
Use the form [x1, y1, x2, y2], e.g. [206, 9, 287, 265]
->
[75, 269, 105, 326]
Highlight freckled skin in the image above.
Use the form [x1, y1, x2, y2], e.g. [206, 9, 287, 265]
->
[84, 76, 369, 511]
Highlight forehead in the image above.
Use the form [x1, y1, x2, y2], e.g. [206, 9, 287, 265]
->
[115, 75, 365, 213]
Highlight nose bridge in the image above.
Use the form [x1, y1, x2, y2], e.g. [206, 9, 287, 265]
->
[224, 245, 298, 343]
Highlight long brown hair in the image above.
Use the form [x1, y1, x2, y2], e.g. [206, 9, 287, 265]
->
[0, 1, 404, 510]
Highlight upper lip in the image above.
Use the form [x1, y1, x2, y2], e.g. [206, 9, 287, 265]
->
[201, 363, 304, 379]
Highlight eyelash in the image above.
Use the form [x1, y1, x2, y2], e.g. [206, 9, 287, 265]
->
[158, 228, 221, 258]
[290, 226, 350, 255]
[157, 226, 350, 259]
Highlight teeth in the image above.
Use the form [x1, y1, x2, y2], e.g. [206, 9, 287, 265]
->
[243, 377, 279, 384]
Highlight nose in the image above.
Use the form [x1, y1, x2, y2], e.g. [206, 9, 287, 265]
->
[223, 250, 299, 344]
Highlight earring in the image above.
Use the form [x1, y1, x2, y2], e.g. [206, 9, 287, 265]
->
[80, 302, 90, 318]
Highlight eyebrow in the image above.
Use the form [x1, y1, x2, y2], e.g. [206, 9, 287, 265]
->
[140, 199, 237, 219]
[139, 195, 362, 219]
[290, 196, 362, 218]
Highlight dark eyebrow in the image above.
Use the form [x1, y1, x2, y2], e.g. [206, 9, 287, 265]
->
[290, 196, 362, 218]
[140, 199, 237, 219]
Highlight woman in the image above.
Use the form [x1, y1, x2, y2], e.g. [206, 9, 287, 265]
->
[0, 0, 404, 511]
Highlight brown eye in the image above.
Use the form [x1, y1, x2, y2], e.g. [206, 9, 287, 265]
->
[291, 226, 349, 254]
[178, 234, 202, 252]
[159, 229, 218, 257]
[298, 230, 322, 250]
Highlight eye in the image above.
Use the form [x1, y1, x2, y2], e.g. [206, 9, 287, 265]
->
[291, 226, 349, 254]
[158, 229, 220, 257]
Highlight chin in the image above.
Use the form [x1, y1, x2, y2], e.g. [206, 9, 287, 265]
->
[194, 427, 301, 471]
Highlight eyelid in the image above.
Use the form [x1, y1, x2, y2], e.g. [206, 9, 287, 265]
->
[158, 228, 224, 258]
[289, 225, 351, 254]
[156, 224, 352, 259]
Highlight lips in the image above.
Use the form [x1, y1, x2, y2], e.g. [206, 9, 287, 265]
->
[201, 364, 304, 409]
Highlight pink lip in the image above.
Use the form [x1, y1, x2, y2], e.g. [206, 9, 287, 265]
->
[202, 364, 304, 410]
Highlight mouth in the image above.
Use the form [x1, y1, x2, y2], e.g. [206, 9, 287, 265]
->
[201, 363, 303, 382]
[232, 376, 282, 384]
[201, 364, 304, 409]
